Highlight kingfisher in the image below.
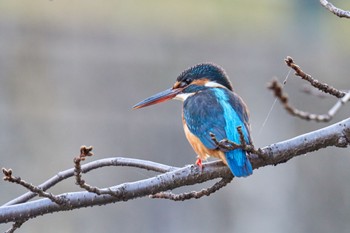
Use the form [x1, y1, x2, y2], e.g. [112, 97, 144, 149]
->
[133, 63, 253, 177]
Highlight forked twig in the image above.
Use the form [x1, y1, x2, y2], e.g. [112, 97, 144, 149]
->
[75, 146, 233, 201]
[268, 79, 333, 122]
[209, 127, 265, 158]
[269, 57, 349, 122]
[74, 146, 122, 196]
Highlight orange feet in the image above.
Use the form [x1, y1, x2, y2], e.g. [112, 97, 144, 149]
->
[195, 158, 203, 170]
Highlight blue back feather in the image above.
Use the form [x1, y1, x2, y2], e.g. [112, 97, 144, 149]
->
[183, 87, 252, 177]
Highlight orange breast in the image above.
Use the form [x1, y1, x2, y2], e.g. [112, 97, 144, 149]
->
[183, 120, 227, 165]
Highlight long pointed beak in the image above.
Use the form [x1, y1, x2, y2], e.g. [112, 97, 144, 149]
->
[133, 88, 182, 109]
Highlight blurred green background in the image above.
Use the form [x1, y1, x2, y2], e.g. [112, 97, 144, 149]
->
[0, 0, 349, 232]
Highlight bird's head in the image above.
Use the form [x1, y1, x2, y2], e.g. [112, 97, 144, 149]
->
[133, 63, 233, 109]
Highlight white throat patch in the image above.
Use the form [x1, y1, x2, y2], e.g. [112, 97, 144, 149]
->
[174, 93, 195, 102]
[204, 81, 226, 89]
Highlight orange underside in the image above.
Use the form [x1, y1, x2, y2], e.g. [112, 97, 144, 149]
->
[183, 120, 227, 165]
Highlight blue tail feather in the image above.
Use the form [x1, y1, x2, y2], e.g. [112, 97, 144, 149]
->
[225, 149, 252, 177]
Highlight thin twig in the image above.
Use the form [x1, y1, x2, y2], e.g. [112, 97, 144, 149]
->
[285, 56, 346, 98]
[5, 220, 26, 233]
[210, 131, 241, 151]
[2, 168, 67, 205]
[74, 146, 118, 196]
[269, 78, 349, 122]
[268, 79, 331, 122]
[78, 145, 94, 160]
[320, 0, 350, 18]
[149, 177, 233, 201]
[209, 127, 265, 157]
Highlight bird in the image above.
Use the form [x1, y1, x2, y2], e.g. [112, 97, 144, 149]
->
[133, 63, 253, 177]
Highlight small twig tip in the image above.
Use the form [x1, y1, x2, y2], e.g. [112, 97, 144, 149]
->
[79, 145, 94, 161]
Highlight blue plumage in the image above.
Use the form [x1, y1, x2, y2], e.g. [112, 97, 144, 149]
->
[183, 87, 252, 177]
[133, 62, 253, 178]
[213, 88, 252, 177]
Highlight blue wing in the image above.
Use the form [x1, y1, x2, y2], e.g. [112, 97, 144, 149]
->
[183, 88, 252, 177]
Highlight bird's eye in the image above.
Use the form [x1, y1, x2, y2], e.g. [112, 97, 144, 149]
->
[178, 78, 192, 88]
[181, 78, 192, 86]
[185, 78, 192, 84]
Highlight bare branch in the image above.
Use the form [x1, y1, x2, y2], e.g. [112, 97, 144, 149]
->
[269, 79, 331, 122]
[150, 177, 233, 201]
[3, 158, 178, 206]
[268, 57, 349, 122]
[0, 161, 229, 224]
[320, 0, 350, 18]
[73, 128, 257, 201]
[1, 117, 349, 224]
[74, 146, 232, 200]
[2, 168, 66, 205]
[74, 147, 222, 199]
[285, 56, 346, 98]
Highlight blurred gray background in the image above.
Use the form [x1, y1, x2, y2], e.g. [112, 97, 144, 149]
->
[0, 1, 349, 232]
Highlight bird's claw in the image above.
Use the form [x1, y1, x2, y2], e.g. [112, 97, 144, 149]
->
[195, 158, 203, 171]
